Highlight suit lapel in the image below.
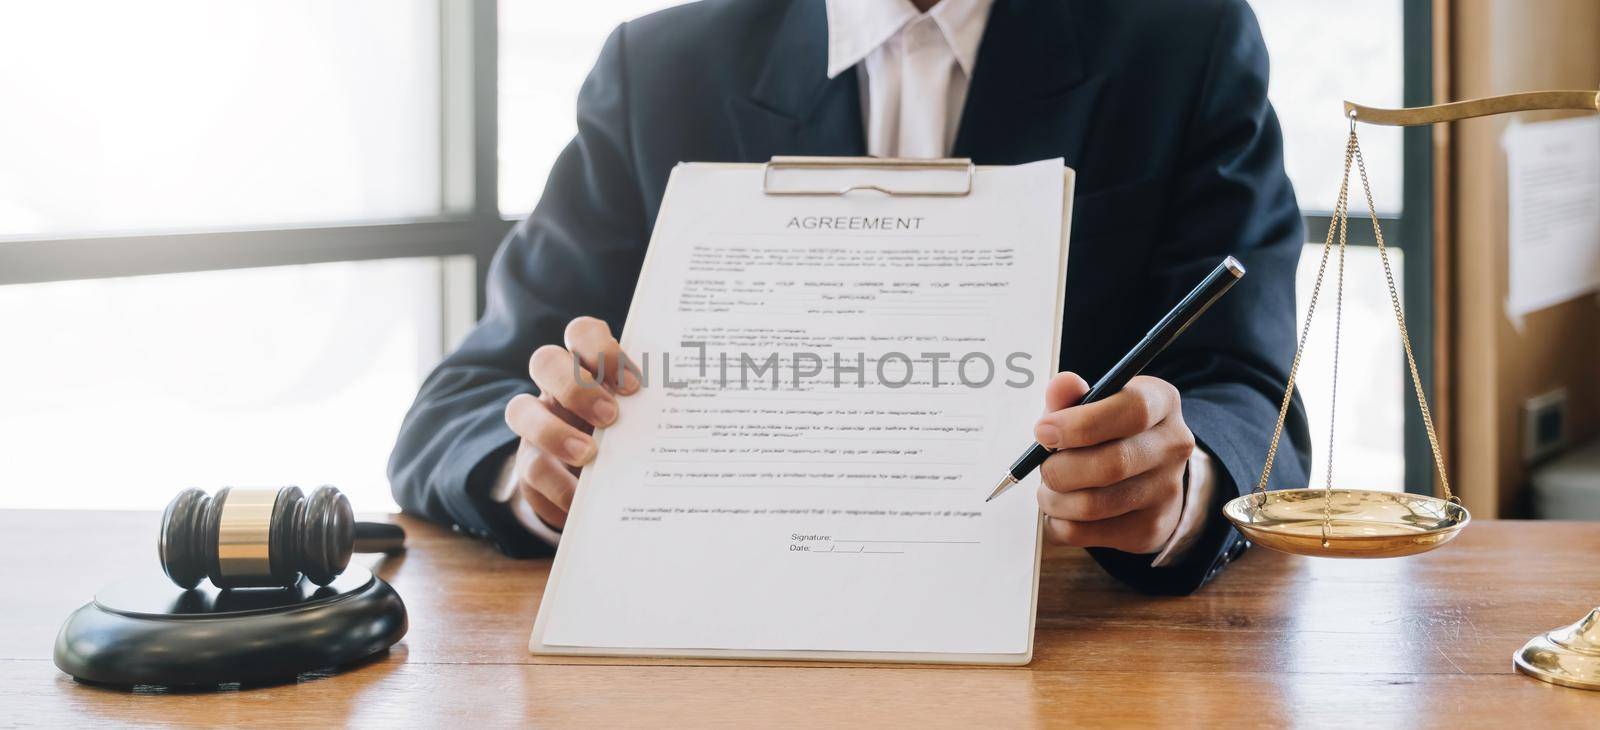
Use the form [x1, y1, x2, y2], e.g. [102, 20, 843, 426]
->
[953, 0, 1103, 170]
[728, 0, 865, 161]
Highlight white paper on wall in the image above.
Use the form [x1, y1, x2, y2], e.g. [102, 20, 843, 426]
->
[1504, 116, 1600, 320]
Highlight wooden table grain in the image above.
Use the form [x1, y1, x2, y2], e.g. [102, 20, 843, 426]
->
[2, 510, 1598, 727]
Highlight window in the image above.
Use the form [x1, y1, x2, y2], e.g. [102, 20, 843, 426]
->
[1291, 245, 1407, 490]
[497, 1, 676, 216]
[0, 1, 498, 512]
[1253, 0, 1405, 215]
[0, 258, 472, 511]
[1252, 0, 1434, 493]
[0, 0, 445, 237]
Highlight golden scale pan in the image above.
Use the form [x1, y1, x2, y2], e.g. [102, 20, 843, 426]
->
[1221, 90, 1600, 689]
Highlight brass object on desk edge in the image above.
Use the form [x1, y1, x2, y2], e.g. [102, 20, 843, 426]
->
[1516, 608, 1600, 691]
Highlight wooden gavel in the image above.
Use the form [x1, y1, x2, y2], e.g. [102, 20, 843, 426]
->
[159, 486, 405, 589]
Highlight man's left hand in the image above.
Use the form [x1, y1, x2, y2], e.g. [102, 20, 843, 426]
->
[1034, 371, 1196, 554]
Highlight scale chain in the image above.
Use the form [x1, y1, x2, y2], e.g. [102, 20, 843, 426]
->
[1253, 122, 1454, 503]
[1327, 161, 1349, 493]
[1322, 157, 1351, 544]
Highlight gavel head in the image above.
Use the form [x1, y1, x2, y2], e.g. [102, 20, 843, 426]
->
[159, 486, 355, 590]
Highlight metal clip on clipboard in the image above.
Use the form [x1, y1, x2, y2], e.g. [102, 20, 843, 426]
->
[761, 157, 976, 197]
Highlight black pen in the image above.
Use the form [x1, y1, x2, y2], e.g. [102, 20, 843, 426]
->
[985, 256, 1247, 502]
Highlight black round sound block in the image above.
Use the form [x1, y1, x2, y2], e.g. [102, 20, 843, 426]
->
[54, 567, 407, 688]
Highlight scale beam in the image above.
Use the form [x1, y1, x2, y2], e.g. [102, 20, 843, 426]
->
[1344, 90, 1600, 126]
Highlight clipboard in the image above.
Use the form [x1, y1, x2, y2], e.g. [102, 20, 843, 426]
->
[529, 157, 1076, 666]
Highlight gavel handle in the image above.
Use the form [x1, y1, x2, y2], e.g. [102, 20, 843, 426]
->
[353, 522, 407, 554]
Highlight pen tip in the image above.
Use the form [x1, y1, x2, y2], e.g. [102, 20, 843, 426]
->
[984, 475, 1017, 503]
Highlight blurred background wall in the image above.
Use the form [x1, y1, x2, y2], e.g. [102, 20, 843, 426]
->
[1447, 0, 1600, 517]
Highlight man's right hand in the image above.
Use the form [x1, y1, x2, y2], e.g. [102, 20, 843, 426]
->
[503, 316, 639, 530]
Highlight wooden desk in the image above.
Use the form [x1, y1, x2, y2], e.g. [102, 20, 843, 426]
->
[3, 511, 1597, 727]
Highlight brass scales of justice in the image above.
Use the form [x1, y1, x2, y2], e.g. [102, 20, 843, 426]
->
[1219, 89, 1600, 691]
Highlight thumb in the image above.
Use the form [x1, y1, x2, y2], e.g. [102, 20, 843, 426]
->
[1043, 371, 1090, 412]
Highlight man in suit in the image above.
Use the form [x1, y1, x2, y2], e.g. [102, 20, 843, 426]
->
[389, 0, 1311, 595]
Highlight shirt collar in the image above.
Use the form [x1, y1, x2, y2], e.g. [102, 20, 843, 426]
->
[825, 0, 995, 79]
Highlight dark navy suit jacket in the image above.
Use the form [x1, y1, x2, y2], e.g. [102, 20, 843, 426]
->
[389, 0, 1312, 595]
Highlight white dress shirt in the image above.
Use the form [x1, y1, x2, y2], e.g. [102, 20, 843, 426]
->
[825, 0, 995, 158]
[497, 0, 1216, 566]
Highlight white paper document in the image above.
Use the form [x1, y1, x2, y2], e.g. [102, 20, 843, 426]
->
[1505, 116, 1600, 318]
[531, 159, 1072, 662]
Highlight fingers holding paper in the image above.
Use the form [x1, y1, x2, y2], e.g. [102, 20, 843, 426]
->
[529, 349, 617, 430]
[503, 316, 640, 529]
[503, 391, 591, 530]
[506, 393, 597, 467]
[563, 316, 642, 395]
[1034, 372, 1194, 554]
[513, 439, 579, 529]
